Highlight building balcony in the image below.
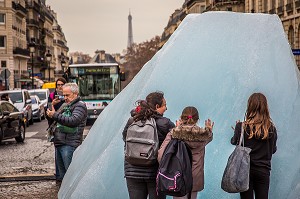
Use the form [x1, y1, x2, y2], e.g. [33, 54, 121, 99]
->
[269, 8, 275, 14]
[12, 1, 27, 17]
[38, 13, 45, 22]
[13, 47, 30, 57]
[215, 0, 242, 5]
[186, 0, 205, 8]
[277, 6, 283, 15]
[286, 3, 293, 13]
[26, 19, 39, 27]
[54, 39, 65, 46]
[25, 0, 40, 12]
[53, 25, 62, 33]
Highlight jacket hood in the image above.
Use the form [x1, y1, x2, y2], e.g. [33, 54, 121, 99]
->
[172, 124, 213, 142]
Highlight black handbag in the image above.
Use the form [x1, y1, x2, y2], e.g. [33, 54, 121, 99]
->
[221, 123, 252, 193]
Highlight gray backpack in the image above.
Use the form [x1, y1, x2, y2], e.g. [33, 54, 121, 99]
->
[125, 117, 159, 166]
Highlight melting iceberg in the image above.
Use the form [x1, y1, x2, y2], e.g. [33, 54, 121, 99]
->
[59, 12, 300, 199]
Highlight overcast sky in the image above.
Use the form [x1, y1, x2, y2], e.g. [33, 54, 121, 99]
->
[47, 0, 183, 56]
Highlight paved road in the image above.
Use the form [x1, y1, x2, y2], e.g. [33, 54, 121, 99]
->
[0, 119, 93, 199]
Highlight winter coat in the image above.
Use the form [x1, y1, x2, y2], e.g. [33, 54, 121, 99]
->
[53, 97, 87, 148]
[158, 124, 213, 192]
[122, 112, 175, 180]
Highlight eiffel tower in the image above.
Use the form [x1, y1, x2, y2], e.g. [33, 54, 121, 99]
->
[127, 11, 134, 48]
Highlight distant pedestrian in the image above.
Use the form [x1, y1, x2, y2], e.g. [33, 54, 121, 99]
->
[230, 93, 277, 199]
[0, 93, 11, 103]
[46, 77, 67, 125]
[46, 83, 87, 182]
[158, 106, 214, 199]
[122, 91, 175, 199]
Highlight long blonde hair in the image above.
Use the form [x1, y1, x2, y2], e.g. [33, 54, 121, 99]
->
[244, 93, 273, 139]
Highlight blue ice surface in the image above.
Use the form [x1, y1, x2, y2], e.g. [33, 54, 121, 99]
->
[58, 11, 300, 199]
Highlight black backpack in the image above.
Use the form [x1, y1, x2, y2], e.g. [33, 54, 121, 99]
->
[156, 138, 193, 198]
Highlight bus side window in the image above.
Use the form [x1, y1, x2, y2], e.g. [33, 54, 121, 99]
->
[79, 77, 89, 96]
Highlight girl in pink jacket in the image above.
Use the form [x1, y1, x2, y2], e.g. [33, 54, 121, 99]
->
[158, 106, 214, 199]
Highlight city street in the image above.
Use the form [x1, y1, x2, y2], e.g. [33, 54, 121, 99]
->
[0, 119, 92, 199]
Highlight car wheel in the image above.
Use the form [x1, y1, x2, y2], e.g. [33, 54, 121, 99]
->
[15, 125, 25, 143]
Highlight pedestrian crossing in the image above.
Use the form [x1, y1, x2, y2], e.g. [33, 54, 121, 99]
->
[25, 131, 39, 138]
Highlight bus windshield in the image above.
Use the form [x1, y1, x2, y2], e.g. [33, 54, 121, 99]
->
[69, 66, 121, 100]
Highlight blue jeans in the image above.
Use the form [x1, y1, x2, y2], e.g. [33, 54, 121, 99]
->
[56, 145, 76, 181]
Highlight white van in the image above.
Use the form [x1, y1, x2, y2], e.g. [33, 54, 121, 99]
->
[28, 89, 50, 111]
[0, 89, 34, 126]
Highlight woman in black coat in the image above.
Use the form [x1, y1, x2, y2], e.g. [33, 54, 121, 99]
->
[231, 93, 277, 199]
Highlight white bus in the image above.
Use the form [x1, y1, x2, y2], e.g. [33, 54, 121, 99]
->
[68, 63, 125, 119]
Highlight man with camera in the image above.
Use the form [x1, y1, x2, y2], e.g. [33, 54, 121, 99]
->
[46, 77, 67, 183]
[47, 82, 87, 183]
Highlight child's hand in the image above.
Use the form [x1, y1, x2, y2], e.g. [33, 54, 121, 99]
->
[176, 119, 182, 127]
[205, 119, 214, 131]
[231, 120, 240, 130]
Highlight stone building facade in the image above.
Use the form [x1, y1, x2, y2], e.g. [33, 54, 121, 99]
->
[0, 0, 28, 88]
[0, 0, 68, 89]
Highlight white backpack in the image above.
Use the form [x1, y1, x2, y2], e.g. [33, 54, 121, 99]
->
[125, 118, 159, 166]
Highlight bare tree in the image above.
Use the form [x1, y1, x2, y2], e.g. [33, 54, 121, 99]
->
[122, 36, 161, 88]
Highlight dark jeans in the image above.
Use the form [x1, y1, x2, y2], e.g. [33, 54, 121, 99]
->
[240, 169, 270, 199]
[56, 145, 76, 181]
[126, 178, 165, 199]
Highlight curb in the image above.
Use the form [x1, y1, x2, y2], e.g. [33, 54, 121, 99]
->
[0, 173, 56, 182]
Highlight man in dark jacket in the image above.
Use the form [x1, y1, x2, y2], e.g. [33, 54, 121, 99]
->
[46, 77, 67, 182]
[46, 83, 87, 182]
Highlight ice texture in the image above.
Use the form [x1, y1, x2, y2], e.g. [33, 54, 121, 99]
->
[58, 12, 300, 199]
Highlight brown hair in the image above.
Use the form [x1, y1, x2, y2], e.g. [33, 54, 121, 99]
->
[134, 91, 164, 121]
[180, 106, 199, 125]
[55, 77, 67, 88]
[245, 93, 273, 139]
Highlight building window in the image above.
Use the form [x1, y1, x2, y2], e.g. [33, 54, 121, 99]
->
[0, 36, 6, 48]
[1, 61, 6, 68]
[0, 13, 5, 24]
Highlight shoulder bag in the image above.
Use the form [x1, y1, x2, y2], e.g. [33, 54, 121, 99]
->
[221, 123, 252, 193]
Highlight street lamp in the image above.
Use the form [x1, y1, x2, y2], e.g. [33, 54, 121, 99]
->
[46, 50, 52, 82]
[28, 41, 36, 89]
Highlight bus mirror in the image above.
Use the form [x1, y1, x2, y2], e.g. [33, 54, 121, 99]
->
[120, 72, 126, 81]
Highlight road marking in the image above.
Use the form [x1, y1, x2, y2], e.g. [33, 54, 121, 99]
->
[26, 131, 39, 138]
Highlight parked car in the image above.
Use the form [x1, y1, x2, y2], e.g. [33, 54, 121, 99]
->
[0, 101, 26, 143]
[29, 89, 49, 111]
[30, 95, 45, 122]
[0, 89, 33, 127]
